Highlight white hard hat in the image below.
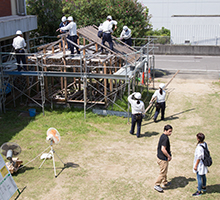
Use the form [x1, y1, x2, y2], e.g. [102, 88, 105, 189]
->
[16, 30, 22, 35]
[134, 92, 141, 100]
[62, 16, 66, 22]
[159, 83, 165, 89]
[123, 26, 128, 31]
[67, 16, 73, 21]
[107, 15, 112, 20]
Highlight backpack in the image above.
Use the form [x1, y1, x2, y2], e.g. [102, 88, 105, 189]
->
[201, 143, 212, 167]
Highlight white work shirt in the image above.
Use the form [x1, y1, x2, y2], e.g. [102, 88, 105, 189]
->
[60, 21, 77, 36]
[120, 28, 131, 39]
[102, 20, 117, 33]
[98, 23, 103, 31]
[128, 93, 145, 114]
[152, 89, 166, 103]
[193, 143, 208, 175]
[12, 36, 26, 50]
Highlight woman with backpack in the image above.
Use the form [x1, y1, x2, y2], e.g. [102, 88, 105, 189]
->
[192, 133, 208, 196]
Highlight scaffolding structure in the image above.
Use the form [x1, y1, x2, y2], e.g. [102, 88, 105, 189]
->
[0, 25, 155, 118]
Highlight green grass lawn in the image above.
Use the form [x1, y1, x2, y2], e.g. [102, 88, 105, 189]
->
[0, 79, 220, 200]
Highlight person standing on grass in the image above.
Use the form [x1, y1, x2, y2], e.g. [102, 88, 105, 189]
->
[192, 133, 208, 196]
[154, 124, 172, 193]
[150, 83, 166, 122]
[128, 92, 145, 138]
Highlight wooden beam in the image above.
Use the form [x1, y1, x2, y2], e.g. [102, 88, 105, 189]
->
[104, 62, 107, 104]
[79, 42, 96, 51]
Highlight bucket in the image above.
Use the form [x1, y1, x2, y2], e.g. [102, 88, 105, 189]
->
[29, 108, 36, 117]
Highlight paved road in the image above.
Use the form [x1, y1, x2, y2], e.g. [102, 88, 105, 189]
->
[154, 55, 220, 80]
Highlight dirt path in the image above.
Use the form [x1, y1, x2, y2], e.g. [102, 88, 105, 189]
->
[38, 76, 220, 200]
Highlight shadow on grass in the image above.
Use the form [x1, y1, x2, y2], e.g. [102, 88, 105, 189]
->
[0, 110, 38, 145]
[168, 176, 196, 189]
[13, 166, 35, 175]
[142, 108, 195, 126]
[206, 184, 220, 193]
[141, 131, 160, 137]
[56, 162, 80, 178]
[14, 186, 27, 200]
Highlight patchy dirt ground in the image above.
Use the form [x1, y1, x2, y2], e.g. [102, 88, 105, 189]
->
[14, 74, 220, 200]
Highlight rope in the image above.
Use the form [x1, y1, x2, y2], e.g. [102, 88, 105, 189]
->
[18, 146, 50, 170]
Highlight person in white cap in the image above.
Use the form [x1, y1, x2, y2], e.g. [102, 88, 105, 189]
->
[58, 16, 68, 33]
[56, 16, 69, 48]
[12, 30, 27, 71]
[120, 26, 132, 46]
[57, 16, 80, 56]
[128, 92, 145, 138]
[150, 83, 166, 122]
[101, 15, 117, 52]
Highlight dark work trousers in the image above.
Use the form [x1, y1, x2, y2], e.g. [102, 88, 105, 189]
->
[69, 35, 80, 55]
[101, 32, 113, 51]
[15, 49, 26, 71]
[122, 38, 132, 46]
[154, 101, 166, 120]
[130, 114, 143, 137]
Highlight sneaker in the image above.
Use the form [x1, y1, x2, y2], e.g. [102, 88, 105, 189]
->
[192, 191, 202, 196]
[154, 185, 163, 193]
[202, 187, 206, 192]
[161, 182, 171, 188]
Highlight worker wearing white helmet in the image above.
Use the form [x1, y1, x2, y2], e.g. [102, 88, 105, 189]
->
[12, 30, 27, 71]
[101, 15, 117, 52]
[57, 16, 68, 33]
[128, 92, 145, 138]
[150, 83, 166, 122]
[120, 25, 132, 46]
[58, 16, 80, 56]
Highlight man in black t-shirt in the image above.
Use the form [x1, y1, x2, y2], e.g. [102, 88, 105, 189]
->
[154, 125, 173, 193]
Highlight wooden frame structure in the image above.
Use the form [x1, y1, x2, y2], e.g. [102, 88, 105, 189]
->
[0, 25, 155, 118]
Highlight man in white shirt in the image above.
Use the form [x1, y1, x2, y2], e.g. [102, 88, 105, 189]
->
[58, 16, 80, 56]
[120, 26, 132, 46]
[150, 83, 166, 122]
[128, 92, 145, 138]
[101, 15, 117, 52]
[12, 30, 27, 71]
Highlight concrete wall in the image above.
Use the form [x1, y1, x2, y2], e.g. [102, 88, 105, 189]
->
[144, 44, 220, 56]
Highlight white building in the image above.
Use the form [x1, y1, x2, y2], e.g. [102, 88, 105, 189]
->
[171, 15, 220, 45]
[139, 0, 220, 45]
[140, 0, 220, 30]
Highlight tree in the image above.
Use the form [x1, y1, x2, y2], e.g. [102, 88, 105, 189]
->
[26, 0, 63, 36]
[26, 0, 152, 45]
[62, 0, 151, 38]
